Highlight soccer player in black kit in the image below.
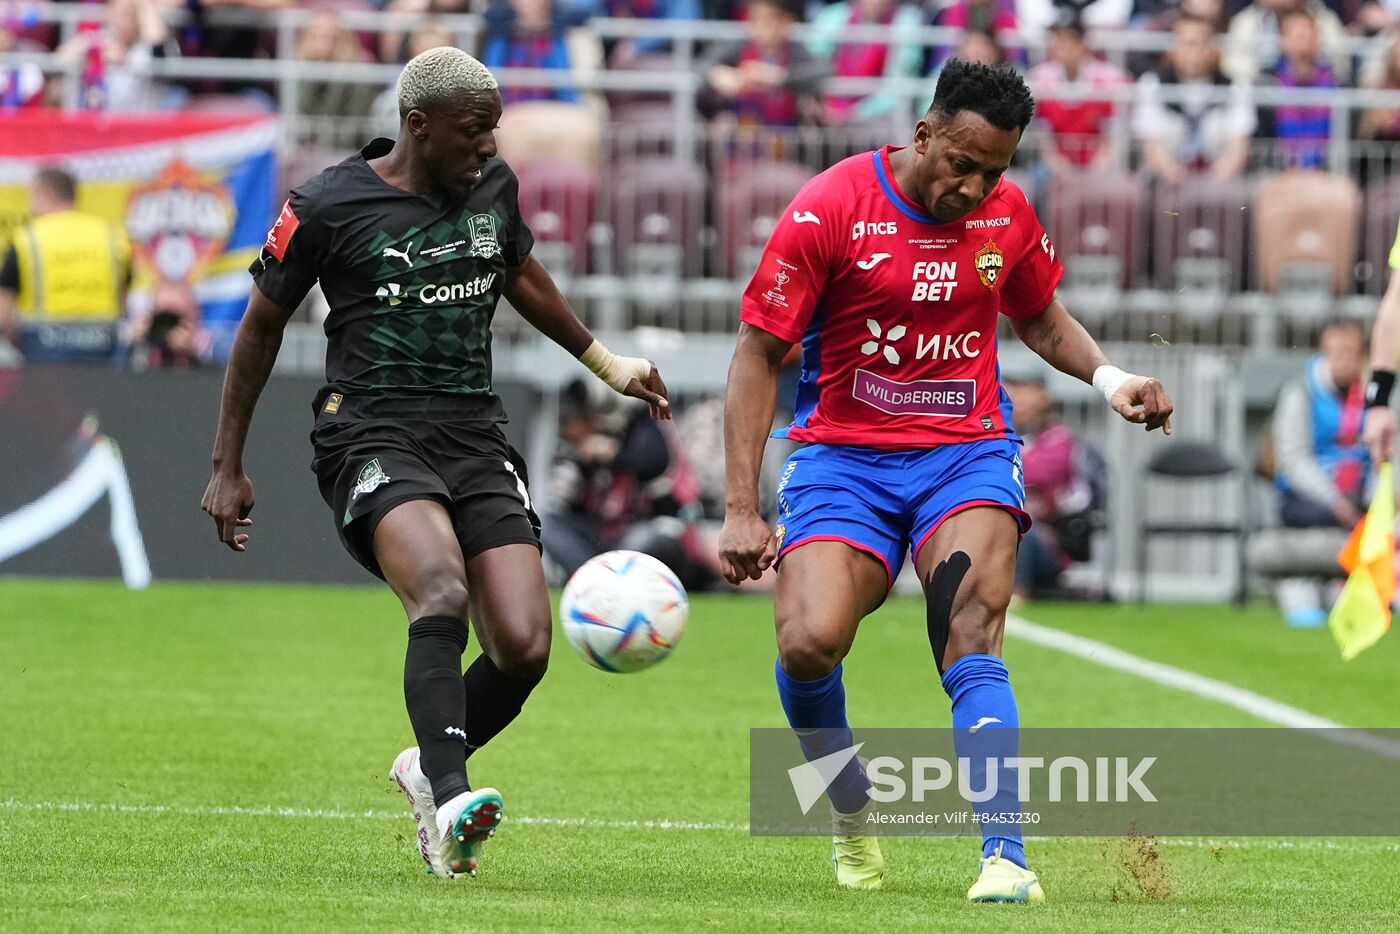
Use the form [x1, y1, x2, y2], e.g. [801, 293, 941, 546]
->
[200, 48, 670, 879]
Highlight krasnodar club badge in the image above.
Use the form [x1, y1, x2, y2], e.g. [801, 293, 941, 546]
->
[353, 458, 391, 499]
[468, 213, 501, 259]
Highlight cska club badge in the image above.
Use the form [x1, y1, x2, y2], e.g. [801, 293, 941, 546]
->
[974, 240, 1004, 290]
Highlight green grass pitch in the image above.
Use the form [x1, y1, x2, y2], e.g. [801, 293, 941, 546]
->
[2, 578, 1398, 932]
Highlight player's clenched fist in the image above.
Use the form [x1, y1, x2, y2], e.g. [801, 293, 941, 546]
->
[1094, 366, 1174, 435]
[201, 470, 255, 552]
[717, 508, 778, 584]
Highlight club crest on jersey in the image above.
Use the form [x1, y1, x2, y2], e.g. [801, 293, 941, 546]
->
[467, 213, 501, 259]
[975, 240, 1004, 290]
[353, 458, 391, 499]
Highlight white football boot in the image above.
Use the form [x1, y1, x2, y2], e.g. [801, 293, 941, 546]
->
[389, 747, 456, 878]
[433, 786, 505, 878]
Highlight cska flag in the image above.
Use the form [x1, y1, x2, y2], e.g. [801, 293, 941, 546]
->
[1328, 462, 1396, 660]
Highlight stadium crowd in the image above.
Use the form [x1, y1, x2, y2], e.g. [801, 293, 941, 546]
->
[3, 1, 1400, 137]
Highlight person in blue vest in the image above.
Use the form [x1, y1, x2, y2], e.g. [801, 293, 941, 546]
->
[1271, 318, 1372, 627]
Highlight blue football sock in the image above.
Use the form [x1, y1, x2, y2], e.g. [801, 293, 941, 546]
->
[775, 659, 870, 815]
[941, 653, 1026, 869]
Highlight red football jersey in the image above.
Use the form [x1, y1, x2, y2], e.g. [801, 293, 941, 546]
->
[740, 144, 1063, 448]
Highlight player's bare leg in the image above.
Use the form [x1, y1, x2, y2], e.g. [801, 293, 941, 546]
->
[916, 506, 1044, 904]
[775, 541, 889, 889]
[375, 499, 503, 878]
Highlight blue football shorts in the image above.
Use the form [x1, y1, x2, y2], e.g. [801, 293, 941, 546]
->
[773, 439, 1031, 587]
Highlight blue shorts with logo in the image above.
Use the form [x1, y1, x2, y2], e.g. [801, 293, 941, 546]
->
[773, 439, 1030, 587]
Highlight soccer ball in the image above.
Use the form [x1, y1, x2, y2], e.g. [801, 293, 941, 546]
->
[559, 550, 688, 673]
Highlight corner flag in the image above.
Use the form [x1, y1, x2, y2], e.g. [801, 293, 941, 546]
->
[1328, 463, 1395, 660]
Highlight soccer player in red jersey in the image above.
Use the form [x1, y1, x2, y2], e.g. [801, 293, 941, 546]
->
[719, 60, 1173, 902]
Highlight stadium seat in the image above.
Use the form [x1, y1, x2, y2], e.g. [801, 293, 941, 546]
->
[1360, 176, 1400, 296]
[513, 161, 599, 279]
[1135, 440, 1248, 604]
[1045, 172, 1144, 317]
[716, 160, 815, 279]
[1153, 177, 1253, 315]
[496, 101, 602, 171]
[608, 157, 707, 281]
[1253, 171, 1360, 319]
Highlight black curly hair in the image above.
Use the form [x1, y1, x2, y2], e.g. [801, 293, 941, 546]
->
[927, 59, 1036, 133]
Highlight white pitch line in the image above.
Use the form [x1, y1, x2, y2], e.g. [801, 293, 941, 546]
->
[0, 798, 746, 833]
[1005, 613, 1400, 759]
[2, 798, 1396, 852]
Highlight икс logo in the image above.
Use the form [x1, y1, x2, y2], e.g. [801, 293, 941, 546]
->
[860, 319, 906, 365]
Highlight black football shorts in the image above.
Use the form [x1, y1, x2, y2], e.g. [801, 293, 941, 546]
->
[309, 390, 541, 580]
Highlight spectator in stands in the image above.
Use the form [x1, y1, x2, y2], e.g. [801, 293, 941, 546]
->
[370, 20, 457, 134]
[599, 0, 702, 67]
[927, 30, 1010, 95]
[378, 0, 470, 62]
[481, 0, 581, 104]
[1027, 9, 1130, 173]
[295, 8, 378, 126]
[1133, 14, 1255, 183]
[1270, 318, 1372, 626]
[542, 380, 712, 589]
[133, 283, 210, 369]
[929, 1, 1020, 67]
[0, 167, 131, 362]
[807, 0, 923, 126]
[1005, 372, 1102, 601]
[1358, 31, 1400, 140]
[1223, 0, 1346, 84]
[55, 0, 180, 111]
[1014, 0, 1131, 33]
[1256, 8, 1337, 169]
[699, 0, 827, 128]
[1127, 0, 1226, 74]
[172, 0, 290, 103]
[0, 13, 46, 108]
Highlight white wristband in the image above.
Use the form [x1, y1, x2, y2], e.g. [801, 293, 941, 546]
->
[1092, 364, 1135, 405]
[579, 339, 651, 394]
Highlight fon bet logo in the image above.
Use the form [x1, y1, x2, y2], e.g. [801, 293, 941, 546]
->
[860, 319, 907, 365]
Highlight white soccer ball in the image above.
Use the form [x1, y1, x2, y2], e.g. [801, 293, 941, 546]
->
[559, 550, 688, 673]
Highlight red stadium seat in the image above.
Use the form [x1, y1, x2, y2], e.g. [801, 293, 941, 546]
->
[1254, 172, 1359, 307]
[1045, 171, 1144, 304]
[513, 161, 599, 278]
[1360, 176, 1400, 296]
[717, 160, 816, 279]
[1153, 177, 1253, 310]
[608, 157, 708, 280]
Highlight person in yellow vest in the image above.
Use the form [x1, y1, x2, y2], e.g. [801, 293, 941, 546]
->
[0, 167, 131, 361]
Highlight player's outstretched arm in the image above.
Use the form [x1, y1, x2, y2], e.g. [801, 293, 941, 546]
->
[1363, 272, 1400, 464]
[1011, 297, 1174, 435]
[717, 323, 789, 584]
[504, 254, 670, 419]
[200, 285, 294, 552]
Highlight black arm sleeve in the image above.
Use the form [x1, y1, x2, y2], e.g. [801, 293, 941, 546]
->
[501, 162, 534, 269]
[0, 244, 18, 292]
[248, 184, 326, 311]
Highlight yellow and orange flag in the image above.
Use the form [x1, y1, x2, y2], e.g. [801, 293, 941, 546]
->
[1329, 462, 1396, 660]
